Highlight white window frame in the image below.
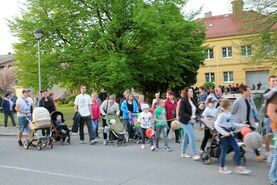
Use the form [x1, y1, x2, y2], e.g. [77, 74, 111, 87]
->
[222, 47, 232, 58]
[205, 72, 215, 82]
[241, 45, 252, 56]
[205, 48, 214, 60]
[223, 71, 234, 83]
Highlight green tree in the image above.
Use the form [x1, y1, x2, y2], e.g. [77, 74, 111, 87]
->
[9, 0, 205, 94]
[241, 0, 276, 64]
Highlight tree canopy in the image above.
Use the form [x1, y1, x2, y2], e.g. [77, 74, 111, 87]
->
[10, 0, 205, 94]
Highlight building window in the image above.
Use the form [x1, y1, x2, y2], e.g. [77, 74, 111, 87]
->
[205, 73, 215, 82]
[223, 71, 234, 82]
[205, 49, 214, 60]
[264, 44, 274, 56]
[241, 45, 252, 56]
[222, 47, 232, 58]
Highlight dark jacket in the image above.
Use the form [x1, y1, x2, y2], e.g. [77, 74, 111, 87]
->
[179, 97, 198, 124]
[39, 97, 56, 113]
[1, 99, 12, 113]
[71, 112, 81, 133]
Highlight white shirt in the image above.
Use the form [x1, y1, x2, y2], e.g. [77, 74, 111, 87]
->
[74, 94, 91, 117]
[100, 100, 120, 116]
[189, 100, 196, 117]
[214, 112, 243, 135]
[16, 97, 33, 117]
[202, 107, 218, 118]
[138, 112, 153, 129]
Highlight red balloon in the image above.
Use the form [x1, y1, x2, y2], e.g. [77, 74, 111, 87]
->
[146, 128, 153, 138]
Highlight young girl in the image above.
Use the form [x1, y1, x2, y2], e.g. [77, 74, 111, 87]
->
[215, 99, 251, 175]
[154, 100, 172, 152]
[138, 103, 155, 151]
[91, 92, 101, 144]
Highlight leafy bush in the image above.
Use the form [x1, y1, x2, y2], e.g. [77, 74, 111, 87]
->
[203, 82, 215, 89]
[67, 101, 74, 107]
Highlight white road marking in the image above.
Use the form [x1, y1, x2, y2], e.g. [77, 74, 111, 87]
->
[0, 165, 104, 182]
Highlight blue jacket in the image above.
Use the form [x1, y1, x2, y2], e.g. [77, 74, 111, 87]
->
[1, 99, 12, 113]
[121, 100, 139, 119]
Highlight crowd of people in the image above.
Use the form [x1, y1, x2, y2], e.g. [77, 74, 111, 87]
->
[1, 75, 276, 184]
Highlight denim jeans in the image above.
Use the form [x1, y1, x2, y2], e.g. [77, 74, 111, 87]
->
[269, 132, 277, 184]
[155, 125, 168, 148]
[18, 116, 31, 133]
[4, 112, 16, 127]
[91, 119, 98, 140]
[219, 135, 241, 168]
[181, 123, 196, 156]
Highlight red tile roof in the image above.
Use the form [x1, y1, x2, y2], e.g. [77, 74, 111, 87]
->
[199, 12, 277, 39]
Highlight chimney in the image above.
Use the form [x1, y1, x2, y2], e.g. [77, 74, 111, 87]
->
[232, 0, 244, 17]
[205, 11, 212, 18]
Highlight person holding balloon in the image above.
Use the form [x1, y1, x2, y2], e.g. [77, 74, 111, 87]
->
[138, 103, 155, 151]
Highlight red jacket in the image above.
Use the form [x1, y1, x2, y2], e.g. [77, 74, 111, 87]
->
[164, 98, 177, 120]
[91, 101, 101, 119]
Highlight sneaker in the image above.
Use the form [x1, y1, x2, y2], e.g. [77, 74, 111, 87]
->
[90, 139, 97, 145]
[18, 140, 23, 146]
[199, 149, 204, 154]
[103, 140, 107, 145]
[256, 155, 265, 162]
[141, 144, 145, 149]
[80, 140, 85, 144]
[192, 155, 201, 161]
[219, 167, 232, 174]
[151, 146, 156, 151]
[181, 153, 191, 158]
[72, 132, 79, 135]
[164, 147, 172, 152]
[235, 166, 251, 175]
[266, 152, 273, 164]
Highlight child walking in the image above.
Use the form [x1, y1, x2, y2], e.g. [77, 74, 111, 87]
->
[138, 103, 155, 151]
[215, 99, 251, 175]
[154, 100, 172, 152]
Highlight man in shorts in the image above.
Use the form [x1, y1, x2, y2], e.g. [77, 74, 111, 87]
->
[15, 89, 35, 146]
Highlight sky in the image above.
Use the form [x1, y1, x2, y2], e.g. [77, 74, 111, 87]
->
[0, 0, 233, 55]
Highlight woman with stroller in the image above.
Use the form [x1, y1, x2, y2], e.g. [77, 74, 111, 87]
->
[179, 87, 200, 160]
[121, 93, 139, 141]
[215, 99, 251, 174]
[100, 95, 120, 145]
[231, 85, 264, 161]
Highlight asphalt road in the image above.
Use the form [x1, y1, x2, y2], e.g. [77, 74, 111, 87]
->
[0, 134, 271, 185]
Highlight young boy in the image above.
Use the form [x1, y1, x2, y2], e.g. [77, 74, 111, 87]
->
[215, 99, 251, 175]
[200, 98, 218, 152]
[154, 100, 172, 152]
[138, 103, 155, 150]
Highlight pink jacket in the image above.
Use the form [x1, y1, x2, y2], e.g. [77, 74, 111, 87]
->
[91, 101, 101, 119]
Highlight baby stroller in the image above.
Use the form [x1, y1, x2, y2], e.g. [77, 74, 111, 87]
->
[200, 117, 246, 165]
[24, 107, 53, 150]
[104, 115, 127, 147]
[51, 111, 70, 144]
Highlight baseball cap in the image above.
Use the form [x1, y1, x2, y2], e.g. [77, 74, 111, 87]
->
[207, 98, 217, 104]
[141, 104, 150, 110]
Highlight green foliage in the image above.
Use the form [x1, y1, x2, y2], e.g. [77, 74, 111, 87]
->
[10, 0, 205, 94]
[203, 82, 215, 89]
[67, 101, 74, 107]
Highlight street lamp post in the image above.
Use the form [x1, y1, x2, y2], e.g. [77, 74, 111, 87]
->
[34, 29, 43, 96]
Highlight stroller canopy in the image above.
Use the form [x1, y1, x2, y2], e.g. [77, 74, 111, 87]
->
[32, 107, 51, 122]
[51, 111, 65, 122]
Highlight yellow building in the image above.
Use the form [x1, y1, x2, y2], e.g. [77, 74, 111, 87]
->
[195, 0, 275, 90]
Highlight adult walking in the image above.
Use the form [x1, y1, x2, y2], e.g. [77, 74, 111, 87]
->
[198, 87, 208, 102]
[205, 87, 222, 107]
[121, 93, 139, 140]
[2, 92, 16, 127]
[231, 85, 264, 161]
[164, 91, 179, 143]
[39, 89, 56, 136]
[74, 85, 93, 144]
[100, 95, 120, 145]
[179, 87, 200, 160]
[15, 89, 35, 146]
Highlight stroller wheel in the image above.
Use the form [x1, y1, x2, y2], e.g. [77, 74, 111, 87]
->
[66, 137, 70, 144]
[23, 140, 30, 149]
[37, 142, 42, 151]
[50, 142, 53, 149]
[201, 152, 212, 165]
